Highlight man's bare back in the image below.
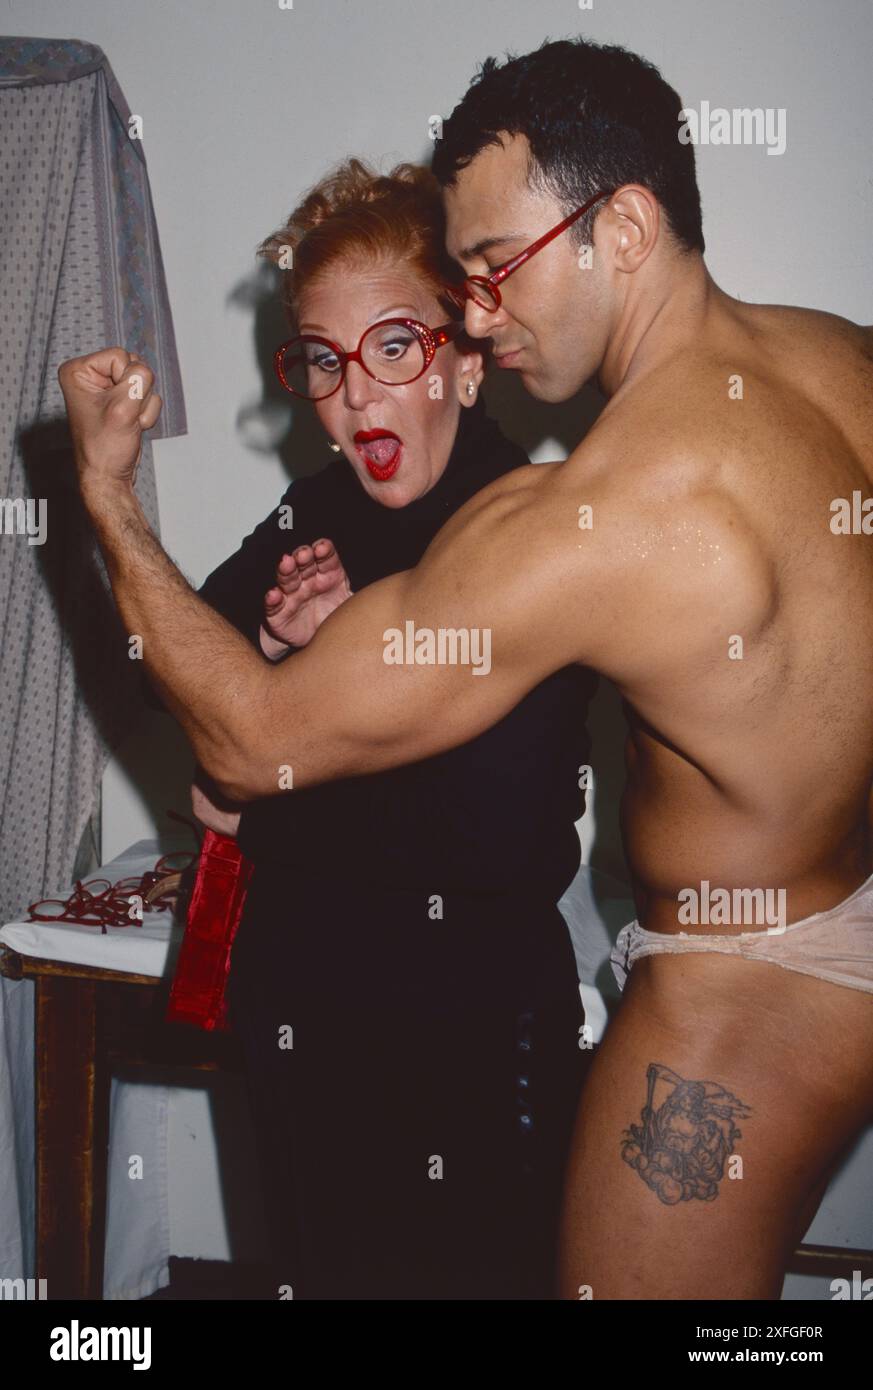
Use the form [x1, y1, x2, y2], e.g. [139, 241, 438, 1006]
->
[566, 296, 873, 932]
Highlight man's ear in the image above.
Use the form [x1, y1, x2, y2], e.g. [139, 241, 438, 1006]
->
[454, 346, 486, 406]
[603, 184, 660, 273]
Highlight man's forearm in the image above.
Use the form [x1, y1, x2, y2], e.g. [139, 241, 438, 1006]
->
[84, 480, 271, 787]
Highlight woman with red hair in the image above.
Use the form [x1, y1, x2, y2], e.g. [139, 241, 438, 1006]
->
[192, 159, 596, 1299]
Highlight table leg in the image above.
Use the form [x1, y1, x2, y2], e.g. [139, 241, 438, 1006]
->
[34, 975, 110, 1299]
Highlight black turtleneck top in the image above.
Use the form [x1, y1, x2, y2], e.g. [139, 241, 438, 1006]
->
[197, 395, 597, 906]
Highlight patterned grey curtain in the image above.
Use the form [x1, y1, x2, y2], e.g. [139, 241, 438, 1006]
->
[0, 38, 187, 922]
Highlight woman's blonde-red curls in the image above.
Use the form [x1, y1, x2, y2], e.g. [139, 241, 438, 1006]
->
[257, 157, 463, 325]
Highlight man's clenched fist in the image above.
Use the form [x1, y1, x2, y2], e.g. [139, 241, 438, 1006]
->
[58, 347, 163, 493]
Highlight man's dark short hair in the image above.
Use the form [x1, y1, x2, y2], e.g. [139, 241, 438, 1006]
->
[432, 37, 705, 256]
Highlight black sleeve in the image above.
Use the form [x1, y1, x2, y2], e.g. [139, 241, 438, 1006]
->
[366, 665, 597, 898]
[197, 479, 306, 650]
[142, 477, 309, 712]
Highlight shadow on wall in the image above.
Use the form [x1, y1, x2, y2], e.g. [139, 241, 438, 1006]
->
[17, 420, 148, 762]
[227, 261, 326, 484]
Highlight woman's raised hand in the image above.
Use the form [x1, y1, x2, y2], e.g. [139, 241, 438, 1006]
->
[260, 539, 353, 655]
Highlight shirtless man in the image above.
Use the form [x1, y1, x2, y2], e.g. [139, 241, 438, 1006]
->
[59, 38, 873, 1299]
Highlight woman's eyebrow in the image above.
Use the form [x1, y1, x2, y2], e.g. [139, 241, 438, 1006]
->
[298, 305, 420, 334]
[366, 304, 420, 325]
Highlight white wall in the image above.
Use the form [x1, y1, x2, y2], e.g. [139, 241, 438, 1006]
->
[8, 0, 872, 1296]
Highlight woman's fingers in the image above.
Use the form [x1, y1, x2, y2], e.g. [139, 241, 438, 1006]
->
[274, 542, 339, 591]
[274, 552, 303, 594]
[292, 544, 318, 578]
[268, 540, 347, 631]
[313, 539, 346, 577]
[308, 538, 350, 592]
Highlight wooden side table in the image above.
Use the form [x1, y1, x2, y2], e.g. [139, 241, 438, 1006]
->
[0, 946, 239, 1300]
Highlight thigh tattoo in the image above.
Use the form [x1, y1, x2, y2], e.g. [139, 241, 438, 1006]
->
[621, 1062, 752, 1205]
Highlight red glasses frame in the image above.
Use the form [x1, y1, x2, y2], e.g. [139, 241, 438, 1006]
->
[27, 851, 197, 932]
[446, 188, 616, 313]
[275, 315, 465, 400]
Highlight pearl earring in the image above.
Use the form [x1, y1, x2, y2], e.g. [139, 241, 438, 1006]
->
[328, 440, 342, 453]
[465, 380, 475, 397]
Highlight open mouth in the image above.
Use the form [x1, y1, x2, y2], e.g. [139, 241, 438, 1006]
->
[353, 429, 403, 481]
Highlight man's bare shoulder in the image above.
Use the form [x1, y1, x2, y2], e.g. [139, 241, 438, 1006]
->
[414, 299, 872, 682]
[438, 416, 760, 592]
[421, 457, 549, 560]
[544, 409, 778, 669]
[740, 300, 873, 348]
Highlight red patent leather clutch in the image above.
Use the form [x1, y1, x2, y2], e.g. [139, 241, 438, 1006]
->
[166, 829, 254, 1032]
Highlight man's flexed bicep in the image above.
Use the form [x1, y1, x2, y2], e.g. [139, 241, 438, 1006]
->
[224, 487, 579, 799]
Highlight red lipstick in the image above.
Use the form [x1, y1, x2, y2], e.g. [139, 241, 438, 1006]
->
[353, 428, 403, 481]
